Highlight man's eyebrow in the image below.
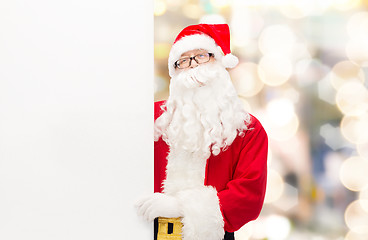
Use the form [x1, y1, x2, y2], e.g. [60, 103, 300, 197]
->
[180, 51, 207, 58]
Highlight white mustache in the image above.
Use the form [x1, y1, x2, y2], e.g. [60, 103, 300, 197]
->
[188, 74, 205, 87]
[177, 64, 219, 89]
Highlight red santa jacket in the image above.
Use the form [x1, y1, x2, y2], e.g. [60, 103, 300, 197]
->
[154, 100, 268, 232]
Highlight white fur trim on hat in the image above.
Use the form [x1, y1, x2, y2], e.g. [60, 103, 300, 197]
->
[168, 34, 223, 77]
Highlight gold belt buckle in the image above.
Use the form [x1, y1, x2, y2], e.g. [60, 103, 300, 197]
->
[157, 217, 183, 240]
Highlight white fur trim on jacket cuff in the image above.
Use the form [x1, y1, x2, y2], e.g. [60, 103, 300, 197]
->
[176, 186, 224, 240]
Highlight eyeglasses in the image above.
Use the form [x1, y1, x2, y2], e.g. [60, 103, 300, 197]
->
[174, 53, 214, 69]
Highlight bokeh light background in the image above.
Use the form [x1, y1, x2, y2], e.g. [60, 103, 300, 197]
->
[154, 0, 368, 239]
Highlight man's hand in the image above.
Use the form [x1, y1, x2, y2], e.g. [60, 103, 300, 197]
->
[135, 193, 182, 221]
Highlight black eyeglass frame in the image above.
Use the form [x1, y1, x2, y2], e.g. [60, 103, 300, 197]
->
[174, 53, 214, 69]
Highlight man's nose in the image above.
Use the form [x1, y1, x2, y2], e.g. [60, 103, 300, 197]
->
[190, 59, 198, 68]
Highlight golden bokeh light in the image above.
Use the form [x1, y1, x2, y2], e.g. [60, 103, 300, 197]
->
[345, 230, 368, 240]
[296, 59, 329, 87]
[154, 43, 171, 60]
[267, 98, 295, 125]
[292, 43, 311, 61]
[231, 62, 264, 97]
[359, 187, 368, 212]
[329, 61, 365, 90]
[267, 147, 273, 166]
[269, 113, 299, 141]
[279, 1, 334, 18]
[154, 0, 167, 16]
[263, 98, 299, 141]
[336, 81, 368, 116]
[357, 142, 368, 159]
[258, 25, 296, 56]
[166, 0, 183, 11]
[239, 97, 252, 113]
[346, 12, 368, 66]
[231, 7, 264, 48]
[210, 0, 230, 8]
[279, 4, 310, 19]
[339, 156, 368, 192]
[234, 221, 254, 240]
[345, 200, 368, 234]
[333, 0, 361, 11]
[264, 169, 285, 203]
[346, 38, 368, 67]
[199, 14, 226, 24]
[182, 4, 203, 19]
[249, 217, 267, 240]
[347, 11, 368, 39]
[341, 114, 368, 144]
[258, 54, 293, 86]
[284, 86, 300, 103]
[264, 215, 291, 240]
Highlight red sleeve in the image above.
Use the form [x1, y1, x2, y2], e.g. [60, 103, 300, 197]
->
[218, 116, 268, 232]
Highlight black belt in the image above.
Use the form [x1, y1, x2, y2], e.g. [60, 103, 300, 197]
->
[154, 218, 234, 240]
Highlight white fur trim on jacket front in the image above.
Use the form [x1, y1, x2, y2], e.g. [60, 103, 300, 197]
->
[163, 149, 209, 195]
[168, 34, 223, 77]
[176, 186, 224, 240]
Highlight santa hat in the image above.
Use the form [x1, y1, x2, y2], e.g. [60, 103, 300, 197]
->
[168, 24, 239, 77]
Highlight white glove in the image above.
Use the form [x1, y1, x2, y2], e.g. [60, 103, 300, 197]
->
[135, 193, 182, 221]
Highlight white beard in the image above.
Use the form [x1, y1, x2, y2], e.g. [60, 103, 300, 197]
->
[155, 61, 250, 159]
[155, 62, 250, 194]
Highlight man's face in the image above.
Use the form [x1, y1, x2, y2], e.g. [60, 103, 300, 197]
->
[175, 49, 216, 74]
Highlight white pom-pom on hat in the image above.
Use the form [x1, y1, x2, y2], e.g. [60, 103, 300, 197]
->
[222, 53, 239, 68]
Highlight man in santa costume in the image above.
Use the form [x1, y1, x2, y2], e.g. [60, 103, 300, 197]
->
[136, 23, 268, 240]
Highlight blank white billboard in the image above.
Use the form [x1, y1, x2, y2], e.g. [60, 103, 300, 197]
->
[0, 1, 153, 239]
